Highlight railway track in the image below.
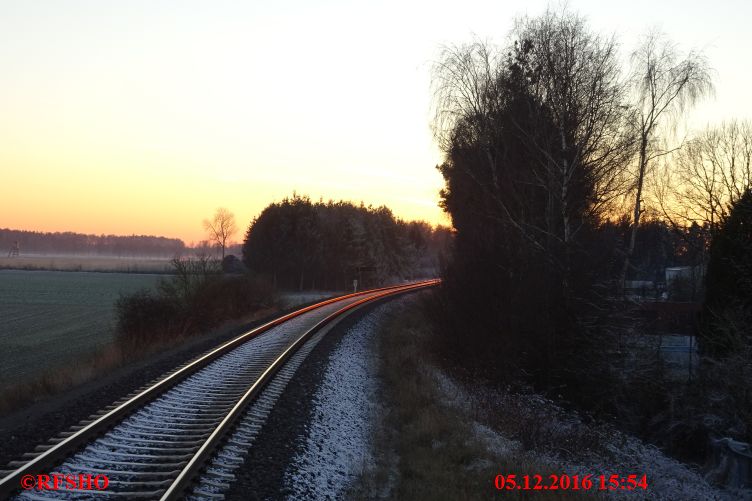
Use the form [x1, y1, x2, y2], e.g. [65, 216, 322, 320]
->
[0, 280, 438, 500]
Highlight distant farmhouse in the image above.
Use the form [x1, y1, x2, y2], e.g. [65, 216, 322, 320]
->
[665, 266, 705, 302]
[624, 265, 705, 302]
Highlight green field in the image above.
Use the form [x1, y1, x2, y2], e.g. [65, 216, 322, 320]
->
[0, 270, 161, 389]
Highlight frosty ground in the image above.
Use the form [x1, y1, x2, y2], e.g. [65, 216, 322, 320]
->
[281, 294, 742, 500]
[282, 301, 380, 498]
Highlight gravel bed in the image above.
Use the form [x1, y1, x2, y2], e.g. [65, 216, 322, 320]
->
[223, 292, 421, 500]
[282, 300, 385, 499]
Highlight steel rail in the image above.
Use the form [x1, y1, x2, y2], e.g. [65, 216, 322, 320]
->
[0, 279, 439, 498]
[162, 280, 437, 499]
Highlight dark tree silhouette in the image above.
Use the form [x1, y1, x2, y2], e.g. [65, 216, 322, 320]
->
[0, 228, 185, 257]
[242, 195, 447, 291]
[431, 9, 636, 392]
[701, 189, 752, 356]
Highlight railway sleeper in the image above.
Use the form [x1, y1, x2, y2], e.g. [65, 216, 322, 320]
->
[190, 489, 225, 500]
[96, 441, 199, 454]
[64, 457, 187, 469]
[77, 449, 195, 462]
[51, 468, 182, 479]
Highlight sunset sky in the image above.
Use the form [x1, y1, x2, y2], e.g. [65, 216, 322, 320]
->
[1, 1, 750, 244]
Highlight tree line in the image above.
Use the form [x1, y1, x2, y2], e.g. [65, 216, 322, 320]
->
[0, 228, 186, 257]
[430, 7, 752, 459]
[242, 194, 450, 291]
[115, 197, 448, 354]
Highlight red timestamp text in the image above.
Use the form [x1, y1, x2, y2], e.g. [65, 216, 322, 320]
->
[494, 473, 648, 492]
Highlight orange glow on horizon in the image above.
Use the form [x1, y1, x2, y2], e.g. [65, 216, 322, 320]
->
[0, 139, 448, 244]
[1, 1, 747, 246]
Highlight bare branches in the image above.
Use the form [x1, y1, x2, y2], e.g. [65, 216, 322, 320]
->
[431, 8, 643, 312]
[203, 207, 237, 260]
[431, 39, 504, 155]
[631, 31, 714, 139]
[621, 31, 713, 285]
[662, 120, 752, 230]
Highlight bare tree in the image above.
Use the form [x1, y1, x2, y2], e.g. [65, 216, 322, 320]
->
[621, 31, 713, 286]
[203, 207, 237, 259]
[651, 120, 752, 272]
[674, 120, 752, 229]
[512, 11, 636, 248]
[431, 39, 501, 154]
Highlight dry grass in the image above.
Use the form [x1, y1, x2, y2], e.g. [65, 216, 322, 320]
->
[352, 299, 595, 500]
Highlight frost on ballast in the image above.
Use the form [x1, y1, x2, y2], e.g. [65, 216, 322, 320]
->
[283, 304, 392, 499]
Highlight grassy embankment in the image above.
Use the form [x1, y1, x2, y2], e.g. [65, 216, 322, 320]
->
[354, 295, 723, 500]
[355, 298, 588, 500]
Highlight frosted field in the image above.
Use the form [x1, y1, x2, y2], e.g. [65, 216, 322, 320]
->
[0, 255, 173, 273]
[0, 270, 161, 389]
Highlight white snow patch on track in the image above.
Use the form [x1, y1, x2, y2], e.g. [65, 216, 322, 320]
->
[283, 303, 390, 499]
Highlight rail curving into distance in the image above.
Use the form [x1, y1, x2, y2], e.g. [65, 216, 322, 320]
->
[0, 280, 439, 500]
